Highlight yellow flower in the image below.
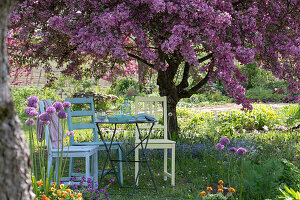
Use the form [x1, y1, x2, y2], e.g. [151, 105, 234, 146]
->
[60, 184, 64, 189]
[229, 187, 236, 193]
[296, 154, 299, 157]
[218, 184, 223, 189]
[218, 180, 224, 185]
[218, 189, 224, 193]
[50, 187, 55, 192]
[52, 193, 56, 196]
[52, 182, 56, 186]
[207, 187, 213, 192]
[37, 180, 44, 186]
[66, 189, 71, 193]
[200, 191, 206, 196]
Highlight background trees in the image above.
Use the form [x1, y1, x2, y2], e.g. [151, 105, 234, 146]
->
[0, 0, 33, 199]
[9, 0, 299, 137]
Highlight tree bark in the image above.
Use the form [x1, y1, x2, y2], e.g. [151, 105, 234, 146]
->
[0, 1, 34, 199]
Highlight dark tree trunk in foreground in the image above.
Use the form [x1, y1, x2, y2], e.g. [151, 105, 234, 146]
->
[0, 1, 34, 199]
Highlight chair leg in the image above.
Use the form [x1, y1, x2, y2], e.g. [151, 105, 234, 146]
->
[171, 146, 175, 186]
[93, 153, 98, 188]
[48, 156, 53, 176]
[118, 147, 123, 185]
[164, 148, 168, 181]
[85, 156, 90, 185]
[69, 157, 73, 178]
[134, 148, 139, 186]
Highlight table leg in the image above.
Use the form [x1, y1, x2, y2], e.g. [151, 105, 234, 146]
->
[97, 123, 122, 186]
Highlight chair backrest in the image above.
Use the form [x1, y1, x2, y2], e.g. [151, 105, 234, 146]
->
[39, 99, 53, 153]
[135, 96, 168, 140]
[65, 97, 98, 145]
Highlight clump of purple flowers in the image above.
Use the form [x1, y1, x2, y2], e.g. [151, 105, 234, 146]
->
[68, 176, 114, 200]
[216, 137, 247, 156]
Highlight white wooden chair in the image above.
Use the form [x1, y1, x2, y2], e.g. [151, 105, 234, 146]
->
[134, 96, 175, 186]
[39, 100, 98, 187]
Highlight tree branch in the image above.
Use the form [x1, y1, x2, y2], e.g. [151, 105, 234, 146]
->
[198, 53, 214, 63]
[127, 53, 155, 68]
[177, 62, 190, 90]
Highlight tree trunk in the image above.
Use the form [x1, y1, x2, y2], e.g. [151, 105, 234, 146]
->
[157, 69, 180, 140]
[0, 1, 34, 199]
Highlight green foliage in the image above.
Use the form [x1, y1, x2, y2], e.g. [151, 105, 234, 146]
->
[109, 77, 139, 98]
[246, 86, 283, 102]
[280, 159, 300, 190]
[279, 185, 300, 200]
[241, 158, 284, 199]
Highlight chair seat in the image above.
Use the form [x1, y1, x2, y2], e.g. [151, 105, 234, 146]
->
[73, 141, 123, 146]
[135, 139, 176, 144]
[52, 145, 98, 153]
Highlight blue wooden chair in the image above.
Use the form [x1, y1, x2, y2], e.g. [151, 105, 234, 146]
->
[39, 99, 98, 187]
[65, 97, 123, 185]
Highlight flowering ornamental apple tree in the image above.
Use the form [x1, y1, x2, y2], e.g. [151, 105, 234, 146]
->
[9, 0, 299, 137]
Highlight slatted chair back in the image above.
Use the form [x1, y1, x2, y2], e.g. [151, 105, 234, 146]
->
[65, 97, 99, 145]
[134, 96, 168, 139]
[39, 99, 53, 152]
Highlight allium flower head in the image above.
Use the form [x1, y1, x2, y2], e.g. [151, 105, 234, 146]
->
[236, 147, 247, 155]
[39, 112, 51, 122]
[29, 110, 38, 117]
[215, 143, 224, 150]
[219, 137, 230, 145]
[66, 131, 74, 137]
[53, 101, 64, 111]
[229, 147, 237, 153]
[46, 106, 56, 114]
[27, 96, 39, 108]
[25, 107, 36, 116]
[57, 110, 67, 119]
[25, 118, 35, 126]
[63, 101, 71, 109]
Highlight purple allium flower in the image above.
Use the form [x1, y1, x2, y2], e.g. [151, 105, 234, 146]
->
[77, 168, 81, 172]
[229, 147, 237, 153]
[25, 118, 35, 126]
[63, 101, 71, 109]
[27, 96, 39, 108]
[109, 179, 114, 183]
[53, 101, 64, 111]
[39, 112, 51, 122]
[46, 106, 56, 114]
[219, 137, 230, 145]
[25, 107, 36, 116]
[236, 147, 247, 156]
[57, 110, 67, 119]
[66, 131, 74, 137]
[29, 110, 38, 117]
[215, 143, 224, 150]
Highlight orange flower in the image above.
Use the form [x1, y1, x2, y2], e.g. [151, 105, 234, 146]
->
[77, 193, 82, 198]
[63, 191, 67, 197]
[37, 180, 43, 186]
[229, 187, 236, 193]
[59, 198, 63, 200]
[70, 194, 74, 198]
[218, 180, 224, 185]
[218, 189, 224, 193]
[42, 195, 49, 200]
[218, 184, 223, 189]
[207, 187, 213, 192]
[66, 189, 71, 193]
[57, 190, 62, 196]
[200, 191, 206, 196]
